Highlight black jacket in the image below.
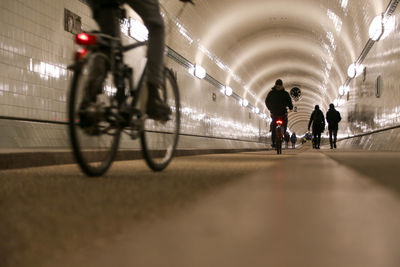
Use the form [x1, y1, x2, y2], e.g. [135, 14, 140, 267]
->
[308, 109, 325, 133]
[284, 132, 290, 142]
[265, 85, 293, 116]
[326, 108, 341, 130]
[290, 133, 297, 143]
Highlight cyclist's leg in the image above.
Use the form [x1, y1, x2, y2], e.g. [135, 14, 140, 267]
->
[282, 115, 288, 148]
[270, 118, 276, 147]
[126, 0, 164, 87]
[271, 125, 276, 146]
[126, 0, 170, 119]
[88, 1, 121, 37]
[83, 1, 119, 105]
[282, 114, 288, 134]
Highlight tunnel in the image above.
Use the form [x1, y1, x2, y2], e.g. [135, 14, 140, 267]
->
[1, 0, 400, 266]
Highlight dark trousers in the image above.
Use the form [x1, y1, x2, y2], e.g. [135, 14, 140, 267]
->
[312, 130, 321, 148]
[88, 0, 165, 87]
[329, 129, 338, 148]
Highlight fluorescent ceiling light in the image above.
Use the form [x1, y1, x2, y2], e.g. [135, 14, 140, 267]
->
[194, 64, 206, 79]
[225, 86, 233, 96]
[347, 63, 364, 78]
[369, 14, 396, 41]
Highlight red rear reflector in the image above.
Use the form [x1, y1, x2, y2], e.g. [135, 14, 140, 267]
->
[75, 48, 88, 60]
[76, 33, 97, 45]
[276, 120, 283, 125]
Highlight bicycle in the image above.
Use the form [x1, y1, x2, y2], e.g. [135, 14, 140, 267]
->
[67, 32, 180, 177]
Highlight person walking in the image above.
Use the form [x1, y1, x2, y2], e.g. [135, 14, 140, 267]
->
[284, 131, 290, 149]
[326, 103, 341, 149]
[290, 132, 297, 149]
[308, 105, 325, 149]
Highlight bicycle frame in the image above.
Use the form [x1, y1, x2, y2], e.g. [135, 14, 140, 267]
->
[121, 40, 149, 103]
[68, 6, 183, 176]
[70, 32, 151, 126]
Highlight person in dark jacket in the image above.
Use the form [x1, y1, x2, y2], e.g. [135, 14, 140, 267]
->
[308, 105, 325, 149]
[284, 131, 290, 148]
[290, 132, 297, 148]
[265, 79, 293, 147]
[326, 103, 341, 149]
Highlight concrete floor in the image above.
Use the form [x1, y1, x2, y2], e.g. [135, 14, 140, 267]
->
[1, 145, 400, 267]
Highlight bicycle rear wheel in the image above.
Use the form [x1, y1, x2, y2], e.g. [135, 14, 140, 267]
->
[140, 68, 180, 171]
[275, 127, 282, 155]
[68, 53, 121, 177]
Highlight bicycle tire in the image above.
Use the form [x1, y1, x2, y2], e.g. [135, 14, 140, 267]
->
[68, 53, 121, 177]
[140, 68, 180, 171]
[276, 127, 282, 155]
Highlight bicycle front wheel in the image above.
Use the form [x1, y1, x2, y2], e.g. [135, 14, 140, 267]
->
[140, 68, 180, 171]
[68, 53, 121, 177]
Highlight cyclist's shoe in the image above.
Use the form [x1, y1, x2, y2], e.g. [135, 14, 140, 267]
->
[146, 98, 171, 122]
[146, 83, 171, 122]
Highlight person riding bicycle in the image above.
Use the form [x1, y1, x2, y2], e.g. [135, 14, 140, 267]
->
[265, 79, 293, 147]
[84, 0, 193, 121]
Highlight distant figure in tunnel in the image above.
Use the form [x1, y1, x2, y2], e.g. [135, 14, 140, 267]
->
[308, 105, 325, 149]
[265, 79, 293, 148]
[290, 132, 297, 149]
[326, 103, 341, 149]
[284, 131, 290, 148]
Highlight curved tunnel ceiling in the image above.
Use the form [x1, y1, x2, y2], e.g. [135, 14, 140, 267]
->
[164, 0, 384, 134]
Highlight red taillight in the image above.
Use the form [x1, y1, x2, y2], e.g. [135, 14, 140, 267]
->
[75, 48, 88, 60]
[276, 120, 283, 125]
[76, 33, 97, 45]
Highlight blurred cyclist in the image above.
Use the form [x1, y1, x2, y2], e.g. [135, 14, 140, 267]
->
[265, 79, 293, 147]
[86, 0, 193, 121]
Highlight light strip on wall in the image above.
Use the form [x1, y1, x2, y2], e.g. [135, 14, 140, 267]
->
[336, 0, 399, 104]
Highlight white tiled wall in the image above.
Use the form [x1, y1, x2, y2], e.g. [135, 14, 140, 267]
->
[0, 0, 267, 149]
[336, 4, 400, 139]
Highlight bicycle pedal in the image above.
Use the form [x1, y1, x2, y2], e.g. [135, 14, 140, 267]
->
[129, 118, 144, 130]
[129, 130, 139, 140]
